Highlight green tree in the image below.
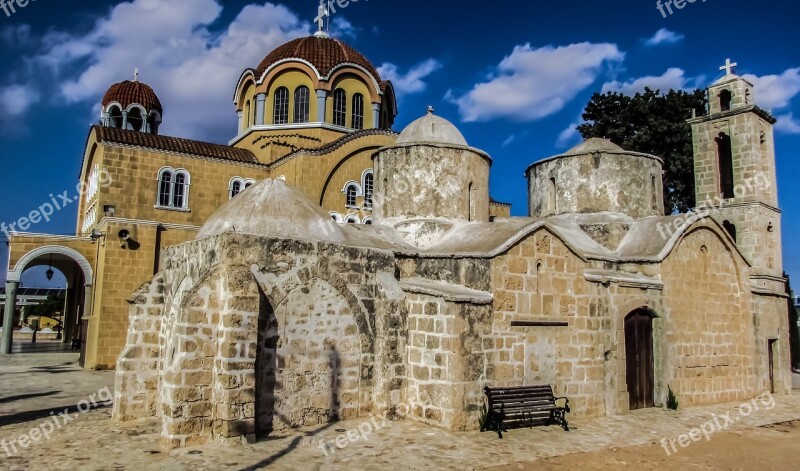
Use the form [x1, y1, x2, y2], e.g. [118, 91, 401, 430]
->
[577, 88, 707, 214]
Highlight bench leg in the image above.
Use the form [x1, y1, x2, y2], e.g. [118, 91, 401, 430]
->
[550, 409, 569, 431]
[495, 412, 504, 439]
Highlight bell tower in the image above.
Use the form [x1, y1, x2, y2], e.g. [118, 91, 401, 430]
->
[688, 59, 783, 287]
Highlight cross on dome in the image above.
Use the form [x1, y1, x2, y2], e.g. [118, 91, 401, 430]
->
[720, 58, 738, 76]
[314, 0, 330, 38]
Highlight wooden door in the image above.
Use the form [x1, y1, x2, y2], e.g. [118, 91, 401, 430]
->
[625, 311, 655, 410]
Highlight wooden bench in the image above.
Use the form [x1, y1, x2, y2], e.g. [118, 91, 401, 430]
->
[481, 385, 570, 438]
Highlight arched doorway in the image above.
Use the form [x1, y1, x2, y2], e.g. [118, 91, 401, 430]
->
[255, 279, 362, 435]
[2, 246, 94, 364]
[625, 309, 656, 410]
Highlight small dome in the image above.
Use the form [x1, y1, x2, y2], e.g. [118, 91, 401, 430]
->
[255, 36, 381, 83]
[564, 138, 623, 155]
[197, 179, 346, 243]
[396, 109, 468, 146]
[102, 80, 162, 114]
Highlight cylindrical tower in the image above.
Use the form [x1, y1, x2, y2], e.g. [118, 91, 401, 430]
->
[373, 109, 491, 223]
[525, 138, 664, 219]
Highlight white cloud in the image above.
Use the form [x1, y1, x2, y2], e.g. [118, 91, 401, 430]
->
[602, 68, 691, 95]
[644, 28, 684, 47]
[501, 135, 515, 147]
[448, 42, 624, 122]
[0, 84, 40, 135]
[775, 113, 800, 134]
[0, 84, 39, 116]
[378, 59, 442, 97]
[330, 16, 358, 39]
[26, 0, 310, 142]
[556, 122, 581, 148]
[743, 68, 800, 111]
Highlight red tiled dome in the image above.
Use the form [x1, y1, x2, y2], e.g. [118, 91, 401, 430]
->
[102, 80, 163, 114]
[254, 36, 381, 83]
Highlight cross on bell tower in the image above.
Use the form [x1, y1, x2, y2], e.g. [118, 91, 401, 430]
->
[719, 58, 738, 76]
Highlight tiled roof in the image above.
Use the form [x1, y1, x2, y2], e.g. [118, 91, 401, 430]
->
[102, 80, 163, 113]
[254, 36, 381, 82]
[92, 126, 259, 164]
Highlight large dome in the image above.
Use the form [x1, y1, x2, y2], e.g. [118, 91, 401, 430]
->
[255, 36, 381, 82]
[395, 109, 468, 146]
[102, 80, 162, 113]
[197, 179, 347, 243]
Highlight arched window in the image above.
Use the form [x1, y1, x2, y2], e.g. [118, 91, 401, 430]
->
[468, 182, 473, 222]
[548, 177, 557, 213]
[333, 89, 347, 127]
[127, 107, 145, 131]
[230, 177, 255, 198]
[346, 185, 358, 207]
[158, 170, 172, 207]
[363, 171, 374, 208]
[719, 89, 732, 112]
[723, 220, 737, 243]
[294, 86, 310, 123]
[156, 167, 190, 209]
[344, 214, 359, 224]
[651, 175, 659, 211]
[273, 87, 289, 124]
[244, 100, 251, 128]
[363, 218, 373, 225]
[352, 93, 364, 130]
[148, 111, 161, 135]
[715, 132, 734, 199]
[108, 105, 123, 128]
[230, 180, 242, 199]
[173, 172, 187, 208]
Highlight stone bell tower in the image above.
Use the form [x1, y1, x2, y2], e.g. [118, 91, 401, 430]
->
[688, 59, 783, 288]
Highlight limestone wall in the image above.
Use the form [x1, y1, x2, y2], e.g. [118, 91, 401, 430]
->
[114, 233, 406, 447]
[527, 151, 664, 218]
[661, 228, 759, 405]
[373, 144, 491, 222]
[489, 230, 607, 416]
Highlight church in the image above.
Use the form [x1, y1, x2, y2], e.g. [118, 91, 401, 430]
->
[1, 13, 790, 448]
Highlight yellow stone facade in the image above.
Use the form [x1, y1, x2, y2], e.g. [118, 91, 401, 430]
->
[3, 34, 416, 368]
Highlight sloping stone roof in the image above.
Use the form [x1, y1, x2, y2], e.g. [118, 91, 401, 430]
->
[255, 36, 381, 81]
[102, 80, 163, 113]
[92, 126, 259, 164]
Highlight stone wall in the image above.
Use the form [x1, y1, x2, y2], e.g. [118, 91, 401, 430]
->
[114, 233, 407, 447]
[374, 143, 491, 222]
[527, 151, 664, 218]
[661, 228, 759, 406]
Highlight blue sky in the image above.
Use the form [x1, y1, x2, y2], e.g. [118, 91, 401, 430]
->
[0, 0, 798, 288]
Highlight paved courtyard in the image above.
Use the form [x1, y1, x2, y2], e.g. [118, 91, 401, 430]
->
[1, 354, 799, 470]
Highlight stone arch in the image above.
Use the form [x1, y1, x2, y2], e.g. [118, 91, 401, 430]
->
[318, 145, 386, 206]
[252, 276, 365, 432]
[7, 245, 93, 284]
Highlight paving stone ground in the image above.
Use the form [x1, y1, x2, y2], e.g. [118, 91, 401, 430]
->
[1, 353, 798, 470]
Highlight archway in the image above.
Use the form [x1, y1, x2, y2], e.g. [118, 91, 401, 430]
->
[255, 278, 362, 435]
[2, 246, 93, 364]
[625, 309, 656, 410]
